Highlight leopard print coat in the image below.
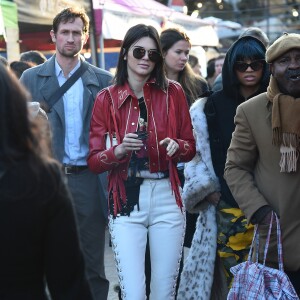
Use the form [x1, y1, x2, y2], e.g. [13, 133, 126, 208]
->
[177, 98, 220, 300]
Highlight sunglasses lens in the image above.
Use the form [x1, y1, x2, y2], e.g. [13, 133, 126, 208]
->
[132, 47, 160, 63]
[235, 63, 248, 72]
[235, 60, 264, 72]
[133, 48, 145, 59]
[251, 61, 264, 71]
[148, 50, 161, 63]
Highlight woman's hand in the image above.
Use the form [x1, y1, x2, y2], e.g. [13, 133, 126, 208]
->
[206, 191, 221, 206]
[159, 137, 179, 157]
[114, 133, 143, 159]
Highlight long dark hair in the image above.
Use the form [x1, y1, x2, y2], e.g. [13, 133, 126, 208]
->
[160, 28, 207, 105]
[0, 64, 44, 164]
[0, 65, 59, 200]
[114, 24, 167, 90]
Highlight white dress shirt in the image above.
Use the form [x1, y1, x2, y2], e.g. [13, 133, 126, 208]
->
[55, 59, 88, 166]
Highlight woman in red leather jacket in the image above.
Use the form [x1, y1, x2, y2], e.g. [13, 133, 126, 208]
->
[88, 24, 195, 299]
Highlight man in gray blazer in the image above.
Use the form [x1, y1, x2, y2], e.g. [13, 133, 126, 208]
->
[21, 7, 113, 300]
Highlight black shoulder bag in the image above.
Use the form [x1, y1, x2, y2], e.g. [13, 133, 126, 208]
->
[42, 61, 89, 112]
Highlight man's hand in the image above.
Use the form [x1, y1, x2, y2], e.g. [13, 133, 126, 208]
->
[259, 211, 273, 225]
[251, 205, 273, 225]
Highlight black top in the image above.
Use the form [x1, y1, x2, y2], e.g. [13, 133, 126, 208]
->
[0, 159, 92, 300]
[138, 96, 147, 123]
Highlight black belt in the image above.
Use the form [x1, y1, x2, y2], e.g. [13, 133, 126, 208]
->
[63, 164, 88, 175]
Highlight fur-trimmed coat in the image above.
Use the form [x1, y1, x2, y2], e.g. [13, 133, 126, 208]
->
[177, 98, 220, 300]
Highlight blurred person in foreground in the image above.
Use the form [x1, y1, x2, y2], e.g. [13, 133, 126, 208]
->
[10, 60, 34, 78]
[178, 35, 270, 299]
[206, 54, 225, 90]
[0, 63, 92, 300]
[0, 55, 8, 67]
[87, 24, 196, 300]
[188, 53, 202, 76]
[224, 32, 300, 296]
[20, 50, 47, 66]
[206, 57, 216, 89]
[20, 7, 113, 300]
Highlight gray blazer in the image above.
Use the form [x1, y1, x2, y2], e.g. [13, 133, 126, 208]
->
[20, 55, 113, 162]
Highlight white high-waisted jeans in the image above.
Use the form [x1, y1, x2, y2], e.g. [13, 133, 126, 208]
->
[109, 178, 186, 300]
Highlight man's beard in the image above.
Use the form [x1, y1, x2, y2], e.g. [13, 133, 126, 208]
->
[58, 46, 81, 58]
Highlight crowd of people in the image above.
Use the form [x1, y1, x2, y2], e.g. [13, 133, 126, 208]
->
[0, 4, 300, 300]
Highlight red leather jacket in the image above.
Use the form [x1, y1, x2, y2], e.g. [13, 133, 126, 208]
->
[88, 79, 196, 215]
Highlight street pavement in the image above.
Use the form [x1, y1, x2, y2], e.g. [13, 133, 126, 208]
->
[104, 227, 119, 300]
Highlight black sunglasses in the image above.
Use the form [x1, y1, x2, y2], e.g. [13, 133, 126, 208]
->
[234, 60, 265, 72]
[132, 47, 161, 63]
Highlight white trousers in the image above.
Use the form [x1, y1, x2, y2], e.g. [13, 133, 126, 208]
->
[109, 178, 186, 300]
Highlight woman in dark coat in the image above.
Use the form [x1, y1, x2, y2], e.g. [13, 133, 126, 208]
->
[0, 64, 92, 300]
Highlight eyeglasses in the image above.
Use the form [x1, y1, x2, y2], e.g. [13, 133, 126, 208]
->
[234, 60, 265, 72]
[132, 47, 161, 63]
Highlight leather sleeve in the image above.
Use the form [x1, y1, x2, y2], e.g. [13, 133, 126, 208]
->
[87, 89, 128, 174]
[168, 82, 196, 162]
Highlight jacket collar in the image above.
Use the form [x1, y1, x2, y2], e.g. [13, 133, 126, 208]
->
[113, 78, 158, 109]
[37, 55, 98, 86]
[38, 55, 96, 125]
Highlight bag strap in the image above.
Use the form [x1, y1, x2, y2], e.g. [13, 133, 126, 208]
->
[45, 61, 89, 111]
[262, 212, 274, 265]
[107, 87, 121, 145]
[276, 213, 284, 271]
[248, 224, 259, 263]
[262, 213, 284, 271]
[249, 212, 284, 271]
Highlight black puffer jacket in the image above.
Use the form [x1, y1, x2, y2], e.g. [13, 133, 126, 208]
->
[204, 36, 270, 207]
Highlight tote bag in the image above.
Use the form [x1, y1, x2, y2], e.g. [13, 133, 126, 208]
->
[227, 212, 299, 300]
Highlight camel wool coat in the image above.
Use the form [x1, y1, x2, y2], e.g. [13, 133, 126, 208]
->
[224, 92, 300, 272]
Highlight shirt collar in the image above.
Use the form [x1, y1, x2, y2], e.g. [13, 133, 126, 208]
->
[54, 59, 81, 78]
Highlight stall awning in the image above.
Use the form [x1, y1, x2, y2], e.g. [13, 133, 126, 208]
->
[0, 8, 5, 39]
[93, 0, 219, 47]
[0, 0, 18, 40]
[14, 0, 87, 25]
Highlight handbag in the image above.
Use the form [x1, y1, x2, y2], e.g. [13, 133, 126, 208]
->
[105, 133, 118, 149]
[227, 212, 299, 300]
